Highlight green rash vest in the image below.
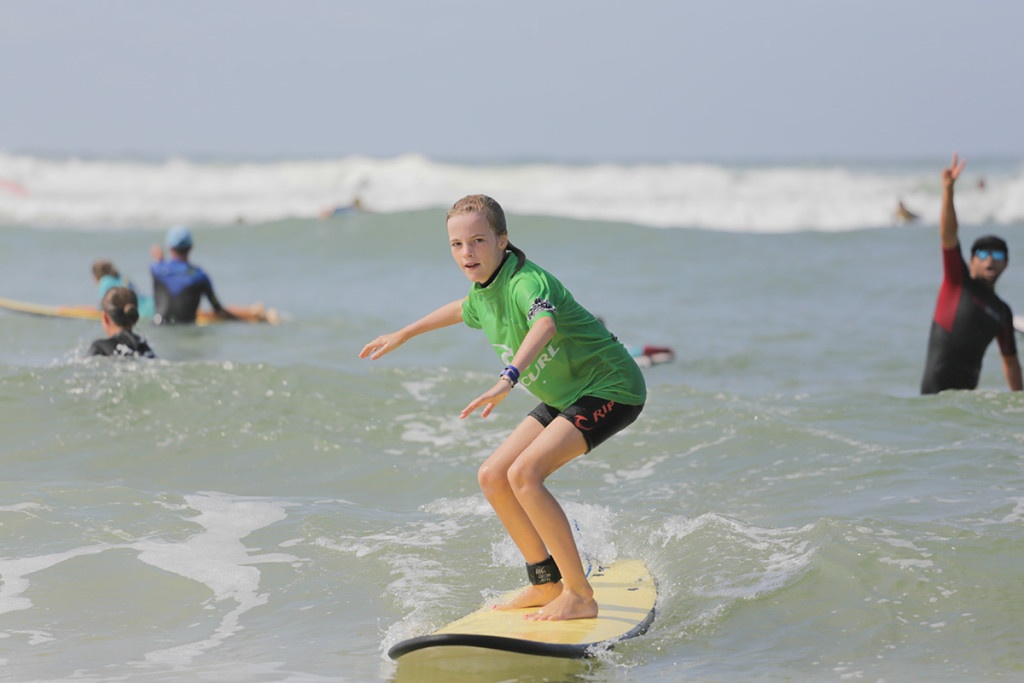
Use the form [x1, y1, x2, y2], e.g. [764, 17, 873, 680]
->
[461, 255, 647, 411]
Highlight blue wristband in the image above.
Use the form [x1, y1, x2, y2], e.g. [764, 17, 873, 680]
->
[500, 364, 520, 387]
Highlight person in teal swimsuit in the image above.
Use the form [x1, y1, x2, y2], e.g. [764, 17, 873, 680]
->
[361, 194, 646, 622]
[92, 259, 155, 320]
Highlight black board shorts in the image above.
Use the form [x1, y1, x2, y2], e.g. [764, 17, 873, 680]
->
[529, 396, 644, 452]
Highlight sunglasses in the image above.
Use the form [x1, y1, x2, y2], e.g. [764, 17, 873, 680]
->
[973, 249, 1007, 261]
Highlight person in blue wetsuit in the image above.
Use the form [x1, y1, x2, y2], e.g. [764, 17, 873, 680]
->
[86, 286, 156, 358]
[150, 226, 238, 325]
[920, 153, 1022, 394]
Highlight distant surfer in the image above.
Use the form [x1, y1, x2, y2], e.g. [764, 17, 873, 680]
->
[86, 286, 156, 358]
[92, 259, 155, 320]
[149, 226, 276, 325]
[149, 226, 242, 325]
[629, 344, 675, 368]
[319, 178, 369, 218]
[895, 200, 919, 224]
[318, 195, 364, 219]
[920, 153, 1021, 393]
[596, 317, 675, 368]
[361, 194, 646, 621]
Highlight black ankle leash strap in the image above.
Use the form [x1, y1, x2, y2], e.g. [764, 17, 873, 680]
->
[526, 556, 562, 585]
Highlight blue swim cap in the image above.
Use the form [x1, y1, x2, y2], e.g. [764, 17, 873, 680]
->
[166, 225, 193, 250]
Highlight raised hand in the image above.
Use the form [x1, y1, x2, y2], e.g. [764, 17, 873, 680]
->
[942, 153, 966, 189]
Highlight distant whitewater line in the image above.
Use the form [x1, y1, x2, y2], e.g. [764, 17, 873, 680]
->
[0, 151, 1021, 232]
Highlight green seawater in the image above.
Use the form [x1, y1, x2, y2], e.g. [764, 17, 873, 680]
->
[1, 212, 1023, 681]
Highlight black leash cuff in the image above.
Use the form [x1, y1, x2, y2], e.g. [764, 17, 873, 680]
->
[526, 556, 562, 585]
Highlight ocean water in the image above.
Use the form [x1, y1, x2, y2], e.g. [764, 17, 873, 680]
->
[1, 154, 1024, 682]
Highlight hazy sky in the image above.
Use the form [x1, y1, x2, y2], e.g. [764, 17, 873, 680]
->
[1, 0, 1021, 162]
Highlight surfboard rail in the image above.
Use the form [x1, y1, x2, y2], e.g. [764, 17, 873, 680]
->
[388, 604, 655, 659]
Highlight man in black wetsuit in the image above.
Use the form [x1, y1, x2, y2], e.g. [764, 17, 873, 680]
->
[920, 154, 1022, 394]
[150, 226, 238, 325]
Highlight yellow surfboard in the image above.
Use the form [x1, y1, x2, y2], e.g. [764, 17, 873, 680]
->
[0, 297, 104, 321]
[0, 296, 277, 326]
[389, 559, 656, 664]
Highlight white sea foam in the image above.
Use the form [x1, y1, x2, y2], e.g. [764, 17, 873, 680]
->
[137, 492, 301, 667]
[0, 492, 301, 671]
[1000, 498, 1024, 524]
[2, 151, 1021, 232]
[0, 544, 109, 616]
[653, 513, 817, 600]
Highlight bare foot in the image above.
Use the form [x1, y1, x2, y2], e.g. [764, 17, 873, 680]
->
[492, 582, 562, 611]
[525, 590, 598, 621]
